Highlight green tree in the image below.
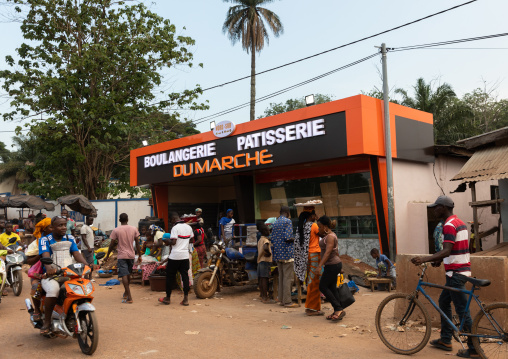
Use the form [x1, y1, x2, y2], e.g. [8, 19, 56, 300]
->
[1, 0, 207, 199]
[0, 136, 37, 189]
[223, 0, 283, 122]
[259, 94, 333, 118]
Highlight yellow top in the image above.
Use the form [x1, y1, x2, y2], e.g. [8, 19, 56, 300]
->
[0, 232, 21, 247]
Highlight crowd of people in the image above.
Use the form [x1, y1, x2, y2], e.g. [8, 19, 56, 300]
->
[1, 195, 478, 359]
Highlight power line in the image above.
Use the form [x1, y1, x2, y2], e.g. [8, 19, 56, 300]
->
[192, 53, 379, 125]
[201, 0, 478, 92]
[410, 47, 508, 50]
[192, 31, 508, 125]
[391, 33, 508, 52]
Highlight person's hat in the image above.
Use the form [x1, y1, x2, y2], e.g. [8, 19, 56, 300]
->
[195, 208, 202, 213]
[428, 195, 454, 208]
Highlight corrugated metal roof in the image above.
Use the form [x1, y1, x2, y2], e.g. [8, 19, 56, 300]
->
[451, 144, 508, 182]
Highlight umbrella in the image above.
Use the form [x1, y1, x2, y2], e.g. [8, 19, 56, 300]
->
[57, 194, 97, 216]
[0, 194, 55, 211]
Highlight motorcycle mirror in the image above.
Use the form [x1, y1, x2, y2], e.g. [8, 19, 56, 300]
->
[8, 237, 17, 244]
[40, 257, 54, 265]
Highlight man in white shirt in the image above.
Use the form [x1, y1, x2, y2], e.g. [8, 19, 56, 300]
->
[80, 216, 95, 266]
[159, 212, 193, 306]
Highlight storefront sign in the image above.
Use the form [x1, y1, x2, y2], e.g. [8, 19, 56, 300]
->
[136, 112, 347, 184]
[213, 120, 236, 138]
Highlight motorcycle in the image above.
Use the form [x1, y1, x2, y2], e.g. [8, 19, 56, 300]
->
[4, 237, 24, 296]
[0, 257, 5, 303]
[193, 240, 258, 299]
[25, 257, 99, 355]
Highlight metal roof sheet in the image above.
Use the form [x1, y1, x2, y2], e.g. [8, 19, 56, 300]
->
[451, 144, 508, 182]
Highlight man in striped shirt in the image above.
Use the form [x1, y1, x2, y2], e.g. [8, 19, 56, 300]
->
[412, 196, 477, 358]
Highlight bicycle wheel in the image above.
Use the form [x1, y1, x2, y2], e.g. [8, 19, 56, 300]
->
[375, 293, 431, 355]
[472, 302, 508, 359]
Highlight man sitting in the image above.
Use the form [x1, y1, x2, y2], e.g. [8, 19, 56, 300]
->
[39, 216, 89, 335]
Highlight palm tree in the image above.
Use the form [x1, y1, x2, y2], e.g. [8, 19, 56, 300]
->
[395, 78, 458, 144]
[223, 0, 283, 121]
[395, 78, 456, 121]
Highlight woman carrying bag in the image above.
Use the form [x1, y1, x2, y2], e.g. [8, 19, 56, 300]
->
[316, 216, 346, 322]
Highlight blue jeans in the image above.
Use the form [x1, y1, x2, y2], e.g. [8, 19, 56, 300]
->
[439, 273, 474, 350]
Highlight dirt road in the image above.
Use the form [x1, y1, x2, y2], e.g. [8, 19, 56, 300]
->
[1, 274, 457, 358]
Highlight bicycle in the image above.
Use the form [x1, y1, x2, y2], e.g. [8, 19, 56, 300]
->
[375, 263, 508, 358]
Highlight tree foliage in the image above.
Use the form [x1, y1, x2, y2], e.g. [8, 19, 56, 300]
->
[1, 0, 207, 199]
[259, 94, 333, 118]
[223, 0, 283, 121]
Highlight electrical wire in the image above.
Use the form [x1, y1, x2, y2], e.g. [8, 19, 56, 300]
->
[201, 0, 478, 92]
[391, 33, 508, 52]
[192, 31, 508, 125]
[192, 53, 379, 124]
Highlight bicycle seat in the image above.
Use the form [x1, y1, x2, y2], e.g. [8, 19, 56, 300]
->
[465, 277, 491, 287]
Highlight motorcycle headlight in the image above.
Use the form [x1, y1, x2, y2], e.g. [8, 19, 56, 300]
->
[84, 282, 94, 295]
[68, 283, 85, 295]
[210, 245, 219, 255]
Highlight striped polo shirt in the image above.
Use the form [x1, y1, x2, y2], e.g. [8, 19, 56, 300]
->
[442, 215, 471, 277]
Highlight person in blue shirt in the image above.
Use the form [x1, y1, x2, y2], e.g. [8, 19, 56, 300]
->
[370, 248, 396, 289]
[271, 206, 298, 308]
[38, 216, 89, 335]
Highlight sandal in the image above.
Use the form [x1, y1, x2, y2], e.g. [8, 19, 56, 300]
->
[457, 349, 480, 358]
[306, 311, 325, 316]
[121, 299, 133, 304]
[180, 301, 189, 306]
[331, 311, 346, 322]
[32, 313, 42, 321]
[158, 297, 170, 305]
[40, 327, 51, 335]
[326, 314, 334, 320]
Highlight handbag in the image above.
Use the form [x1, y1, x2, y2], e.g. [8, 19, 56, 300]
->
[28, 260, 43, 278]
[338, 283, 356, 309]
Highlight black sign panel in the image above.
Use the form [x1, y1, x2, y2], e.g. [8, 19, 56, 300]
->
[136, 112, 347, 185]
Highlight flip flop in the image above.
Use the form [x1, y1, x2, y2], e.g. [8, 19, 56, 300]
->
[331, 311, 346, 322]
[121, 299, 133, 304]
[158, 297, 170, 305]
[40, 327, 51, 335]
[32, 313, 42, 321]
[180, 301, 189, 306]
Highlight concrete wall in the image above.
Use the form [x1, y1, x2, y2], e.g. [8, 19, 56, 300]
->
[338, 238, 379, 267]
[40, 199, 152, 232]
[499, 179, 508, 242]
[397, 254, 508, 324]
[393, 156, 500, 255]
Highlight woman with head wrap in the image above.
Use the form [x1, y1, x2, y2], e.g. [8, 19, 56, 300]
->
[26, 217, 53, 321]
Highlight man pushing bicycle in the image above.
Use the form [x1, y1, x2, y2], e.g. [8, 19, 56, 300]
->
[411, 195, 478, 358]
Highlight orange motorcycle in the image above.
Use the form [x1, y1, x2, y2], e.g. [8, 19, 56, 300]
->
[25, 257, 99, 355]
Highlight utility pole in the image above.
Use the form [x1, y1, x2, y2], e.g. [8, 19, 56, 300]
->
[381, 43, 396, 262]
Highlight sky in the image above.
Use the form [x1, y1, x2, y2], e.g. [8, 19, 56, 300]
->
[0, 0, 507, 149]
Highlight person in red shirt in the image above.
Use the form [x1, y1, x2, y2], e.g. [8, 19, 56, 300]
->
[412, 196, 476, 358]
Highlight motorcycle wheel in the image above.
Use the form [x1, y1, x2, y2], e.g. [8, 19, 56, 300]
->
[193, 271, 217, 299]
[12, 271, 23, 296]
[77, 311, 99, 355]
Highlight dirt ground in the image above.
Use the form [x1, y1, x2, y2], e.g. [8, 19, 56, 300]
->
[0, 273, 460, 359]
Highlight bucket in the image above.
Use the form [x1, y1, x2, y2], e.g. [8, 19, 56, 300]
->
[149, 275, 166, 292]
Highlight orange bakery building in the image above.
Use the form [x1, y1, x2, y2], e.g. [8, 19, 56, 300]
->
[130, 95, 435, 263]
